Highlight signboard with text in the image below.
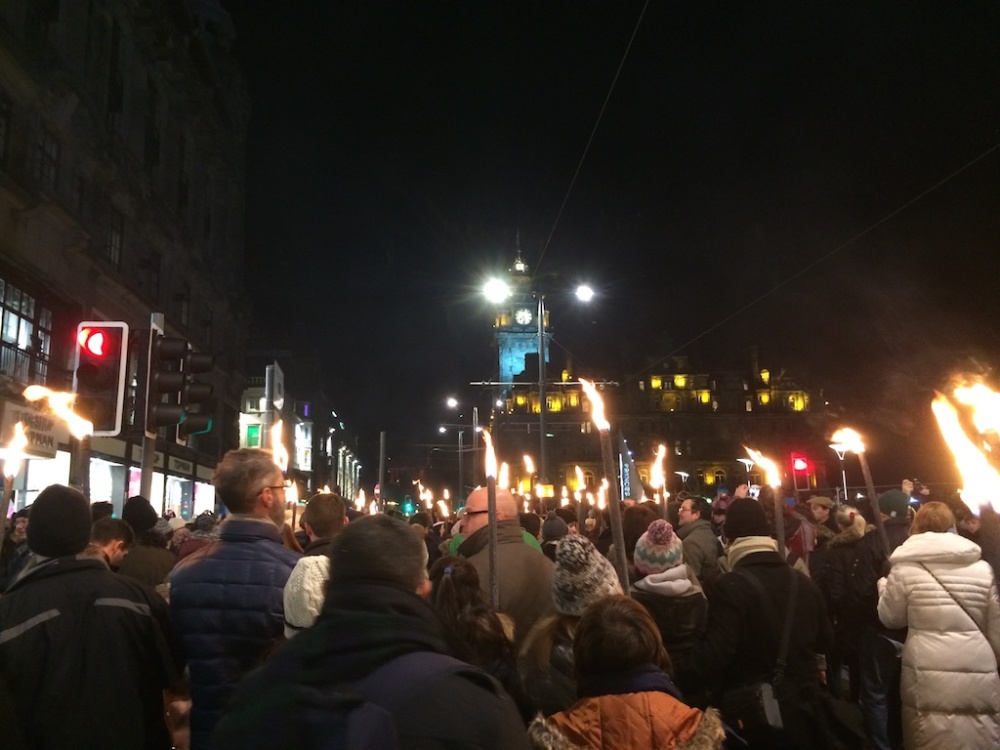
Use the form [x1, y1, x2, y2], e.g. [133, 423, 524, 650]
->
[1, 400, 71, 459]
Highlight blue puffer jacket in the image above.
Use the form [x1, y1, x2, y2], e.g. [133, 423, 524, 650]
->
[169, 517, 300, 750]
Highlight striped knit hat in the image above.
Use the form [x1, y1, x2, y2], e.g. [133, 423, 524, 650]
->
[633, 519, 684, 576]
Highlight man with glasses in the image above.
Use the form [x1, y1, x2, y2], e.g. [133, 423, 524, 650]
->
[169, 448, 301, 750]
[676, 495, 723, 582]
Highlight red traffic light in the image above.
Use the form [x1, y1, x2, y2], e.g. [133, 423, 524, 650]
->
[792, 456, 809, 472]
[78, 327, 108, 357]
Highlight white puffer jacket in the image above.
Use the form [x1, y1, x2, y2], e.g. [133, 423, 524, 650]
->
[878, 531, 1000, 750]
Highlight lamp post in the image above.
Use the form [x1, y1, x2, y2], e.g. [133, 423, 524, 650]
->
[737, 458, 754, 487]
[439, 425, 471, 500]
[829, 442, 849, 504]
[483, 270, 593, 487]
[675, 470, 689, 490]
[446, 398, 479, 486]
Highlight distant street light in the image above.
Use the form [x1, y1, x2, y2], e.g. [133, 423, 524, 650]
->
[737, 457, 754, 487]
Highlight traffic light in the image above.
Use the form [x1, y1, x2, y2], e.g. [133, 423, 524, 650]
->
[145, 328, 187, 438]
[791, 453, 813, 491]
[176, 347, 214, 444]
[74, 321, 129, 436]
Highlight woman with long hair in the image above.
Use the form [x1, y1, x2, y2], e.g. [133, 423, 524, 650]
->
[878, 501, 1000, 749]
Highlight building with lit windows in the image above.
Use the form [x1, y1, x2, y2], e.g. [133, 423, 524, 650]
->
[0, 1, 248, 516]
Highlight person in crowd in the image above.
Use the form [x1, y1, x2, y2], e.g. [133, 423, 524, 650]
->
[213, 515, 530, 749]
[953, 501, 1000, 580]
[429, 555, 526, 716]
[854, 489, 913, 750]
[281, 492, 350, 639]
[169, 448, 301, 749]
[815, 504, 868, 700]
[90, 500, 114, 522]
[528, 595, 725, 750]
[630, 519, 707, 667]
[612, 503, 657, 582]
[541, 510, 569, 561]
[679, 497, 839, 749]
[0, 485, 185, 749]
[520, 510, 542, 540]
[410, 509, 442, 567]
[877, 501, 1000, 749]
[175, 511, 219, 560]
[86, 516, 134, 570]
[279, 519, 304, 552]
[676, 495, 722, 582]
[117, 495, 177, 586]
[710, 494, 730, 537]
[0, 508, 29, 591]
[459, 486, 554, 640]
[518, 534, 622, 716]
[554, 505, 579, 535]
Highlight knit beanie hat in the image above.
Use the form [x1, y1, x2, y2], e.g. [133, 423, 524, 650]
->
[724, 497, 771, 541]
[878, 490, 910, 519]
[283, 555, 330, 639]
[26, 484, 91, 557]
[552, 535, 622, 616]
[542, 511, 569, 542]
[122, 496, 158, 533]
[633, 519, 684, 576]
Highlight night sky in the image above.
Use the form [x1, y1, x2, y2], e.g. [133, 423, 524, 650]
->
[227, 2, 1000, 484]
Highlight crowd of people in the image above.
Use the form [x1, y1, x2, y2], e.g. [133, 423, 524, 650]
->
[0, 446, 999, 749]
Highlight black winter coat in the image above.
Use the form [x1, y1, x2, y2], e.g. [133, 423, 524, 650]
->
[213, 581, 530, 750]
[0, 556, 184, 750]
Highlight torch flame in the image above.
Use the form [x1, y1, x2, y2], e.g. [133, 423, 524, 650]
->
[744, 446, 781, 488]
[3, 422, 28, 479]
[954, 383, 1000, 440]
[575, 465, 585, 491]
[932, 391, 1000, 514]
[443, 488, 450, 501]
[482, 429, 497, 480]
[286, 480, 299, 505]
[524, 454, 535, 475]
[649, 444, 667, 491]
[498, 461, 510, 490]
[830, 427, 866, 455]
[580, 379, 610, 431]
[355, 488, 366, 511]
[321, 485, 332, 494]
[368, 500, 378, 515]
[23, 386, 93, 439]
[270, 420, 289, 473]
[437, 500, 450, 518]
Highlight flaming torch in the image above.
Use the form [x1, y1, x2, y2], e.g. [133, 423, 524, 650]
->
[0, 422, 28, 561]
[270, 420, 289, 474]
[498, 461, 510, 491]
[23, 385, 94, 497]
[482, 428, 500, 608]
[932, 391, 1000, 516]
[580, 379, 629, 593]
[830, 427, 887, 554]
[355, 489, 366, 512]
[744, 446, 785, 558]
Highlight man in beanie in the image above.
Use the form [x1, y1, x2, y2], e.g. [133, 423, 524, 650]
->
[169, 448, 301, 749]
[541, 510, 568, 561]
[214, 515, 529, 749]
[850, 489, 912, 750]
[118, 495, 177, 587]
[458, 486, 554, 641]
[0, 485, 184, 749]
[631, 520, 707, 663]
[679, 497, 836, 748]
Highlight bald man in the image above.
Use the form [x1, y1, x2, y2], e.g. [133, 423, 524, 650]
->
[458, 487, 554, 641]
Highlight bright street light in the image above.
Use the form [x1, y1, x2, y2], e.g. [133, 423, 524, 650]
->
[483, 278, 510, 304]
[575, 285, 594, 303]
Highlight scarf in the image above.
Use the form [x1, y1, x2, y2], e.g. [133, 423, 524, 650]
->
[726, 535, 778, 568]
[576, 663, 684, 702]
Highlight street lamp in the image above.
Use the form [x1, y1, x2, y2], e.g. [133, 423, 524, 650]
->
[828, 441, 849, 504]
[483, 275, 594, 485]
[737, 458, 754, 487]
[675, 470, 689, 489]
[446, 397, 479, 486]
[438, 424, 472, 500]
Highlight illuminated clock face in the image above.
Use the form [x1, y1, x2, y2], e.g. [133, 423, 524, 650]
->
[514, 308, 533, 325]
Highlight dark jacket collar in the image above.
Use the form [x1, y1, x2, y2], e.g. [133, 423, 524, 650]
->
[577, 663, 684, 701]
[5, 554, 107, 594]
[302, 537, 334, 557]
[219, 517, 283, 543]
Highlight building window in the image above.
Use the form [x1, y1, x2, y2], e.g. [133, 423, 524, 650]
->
[714, 469, 726, 486]
[674, 440, 682, 456]
[246, 424, 261, 447]
[0, 278, 52, 384]
[674, 374, 687, 389]
[745, 399, 752, 412]
[31, 129, 59, 192]
[106, 210, 123, 268]
[650, 375, 662, 390]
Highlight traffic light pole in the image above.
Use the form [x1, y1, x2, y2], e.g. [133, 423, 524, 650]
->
[139, 314, 164, 500]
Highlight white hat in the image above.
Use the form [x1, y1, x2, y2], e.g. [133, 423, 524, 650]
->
[282, 556, 330, 639]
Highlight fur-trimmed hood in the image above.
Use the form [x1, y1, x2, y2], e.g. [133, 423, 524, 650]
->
[527, 702, 725, 750]
[826, 522, 865, 549]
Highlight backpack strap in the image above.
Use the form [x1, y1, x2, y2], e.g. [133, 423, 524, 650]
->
[733, 566, 799, 684]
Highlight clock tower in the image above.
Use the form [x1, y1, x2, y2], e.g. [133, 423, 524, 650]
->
[494, 251, 549, 396]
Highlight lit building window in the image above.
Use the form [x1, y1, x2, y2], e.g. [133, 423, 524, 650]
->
[547, 395, 562, 413]
[714, 469, 726, 485]
[758, 391, 770, 405]
[745, 400, 752, 412]
[569, 392, 579, 407]
[246, 424, 260, 447]
[515, 394, 526, 406]
[650, 375, 662, 390]
[674, 374, 687, 389]
[697, 390, 711, 404]
[0, 278, 52, 384]
[760, 369, 770, 385]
